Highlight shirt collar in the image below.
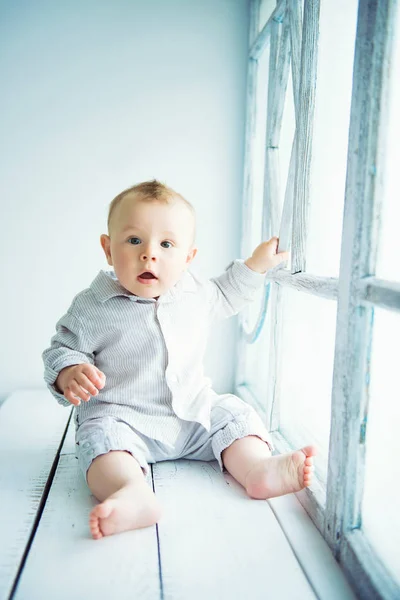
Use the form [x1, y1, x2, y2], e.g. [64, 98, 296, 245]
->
[90, 269, 197, 304]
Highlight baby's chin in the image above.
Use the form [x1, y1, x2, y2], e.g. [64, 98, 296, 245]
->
[128, 280, 169, 299]
[119, 273, 184, 298]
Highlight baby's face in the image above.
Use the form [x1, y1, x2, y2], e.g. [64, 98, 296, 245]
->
[100, 195, 197, 298]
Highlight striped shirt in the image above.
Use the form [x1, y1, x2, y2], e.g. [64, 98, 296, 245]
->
[42, 259, 266, 447]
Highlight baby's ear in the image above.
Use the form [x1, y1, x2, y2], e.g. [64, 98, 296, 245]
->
[100, 234, 113, 266]
[186, 247, 198, 265]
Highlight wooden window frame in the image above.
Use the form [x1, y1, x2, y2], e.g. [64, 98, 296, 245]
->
[235, 1, 400, 598]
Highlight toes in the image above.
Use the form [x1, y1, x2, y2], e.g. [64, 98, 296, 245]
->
[91, 529, 103, 540]
[303, 463, 314, 487]
[91, 500, 114, 520]
[302, 445, 317, 458]
[89, 517, 103, 540]
[89, 501, 114, 540]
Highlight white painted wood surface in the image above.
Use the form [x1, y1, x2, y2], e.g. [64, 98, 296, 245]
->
[358, 276, 400, 313]
[268, 494, 356, 600]
[326, 0, 394, 552]
[0, 391, 71, 600]
[2, 389, 361, 599]
[250, 0, 287, 61]
[152, 459, 316, 600]
[325, 1, 400, 598]
[13, 454, 161, 600]
[291, 0, 320, 273]
[277, 0, 302, 253]
[266, 268, 338, 300]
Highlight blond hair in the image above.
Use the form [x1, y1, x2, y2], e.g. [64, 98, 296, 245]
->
[107, 179, 196, 244]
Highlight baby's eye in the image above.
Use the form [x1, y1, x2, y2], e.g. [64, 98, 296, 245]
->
[128, 237, 141, 245]
[161, 241, 173, 249]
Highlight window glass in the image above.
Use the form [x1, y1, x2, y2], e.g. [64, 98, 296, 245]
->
[278, 287, 337, 487]
[362, 308, 400, 585]
[306, 0, 358, 277]
[376, 7, 400, 282]
[241, 283, 274, 421]
[259, 0, 278, 33]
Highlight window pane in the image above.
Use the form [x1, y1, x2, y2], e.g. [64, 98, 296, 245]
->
[362, 308, 400, 585]
[376, 7, 400, 282]
[306, 0, 358, 277]
[259, 0, 277, 33]
[241, 283, 274, 420]
[278, 288, 337, 487]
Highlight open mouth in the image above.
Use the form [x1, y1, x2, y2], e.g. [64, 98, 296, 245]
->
[137, 271, 158, 283]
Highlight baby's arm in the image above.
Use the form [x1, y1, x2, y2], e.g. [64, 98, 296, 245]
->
[42, 310, 99, 407]
[206, 237, 289, 320]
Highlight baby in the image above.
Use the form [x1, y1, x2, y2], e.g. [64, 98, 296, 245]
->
[42, 179, 316, 540]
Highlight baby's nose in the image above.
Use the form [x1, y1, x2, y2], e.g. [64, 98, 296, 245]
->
[140, 247, 157, 260]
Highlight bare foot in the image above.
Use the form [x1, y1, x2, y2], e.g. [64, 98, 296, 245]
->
[245, 445, 317, 500]
[89, 483, 162, 539]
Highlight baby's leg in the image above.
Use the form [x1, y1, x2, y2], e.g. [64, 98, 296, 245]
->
[87, 450, 162, 539]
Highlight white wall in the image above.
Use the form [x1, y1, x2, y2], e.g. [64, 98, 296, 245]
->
[0, 0, 250, 403]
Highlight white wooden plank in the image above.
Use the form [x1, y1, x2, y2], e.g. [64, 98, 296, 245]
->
[268, 494, 357, 600]
[358, 276, 400, 313]
[341, 530, 400, 600]
[325, 0, 397, 572]
[291, 0, 320, 273]
[153, 459, 316, 600]
[250, 0, 287, 60]
[263, 16, 291, 239]
[269, 17, 291, 150]
[61, 412, 76, 455]
[266, 268, 338, 300]
[0, 390, 71, 600]
[14, 453, 161, 600]
[278, 133, 296, 251]
[288, 0, 302, 110]
[278, 0, 302, 252]
[262, 19, 280, 241]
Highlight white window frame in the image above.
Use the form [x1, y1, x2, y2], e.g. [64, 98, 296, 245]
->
[235, 1, 400, 598]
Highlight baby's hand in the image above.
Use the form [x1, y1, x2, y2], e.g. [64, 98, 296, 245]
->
[55, 364, 106, 406]
[245, 237, 289, 274]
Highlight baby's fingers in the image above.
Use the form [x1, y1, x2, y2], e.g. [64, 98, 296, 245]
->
[77, 373, 100, 399]
[93, 367, 106, 389]
[64, 386, 81, 406]
[68, 380, 91, 404]
[277, 251, 290, 260]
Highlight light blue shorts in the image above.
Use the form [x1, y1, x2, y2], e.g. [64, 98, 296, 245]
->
[75, 394, 274, 481]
